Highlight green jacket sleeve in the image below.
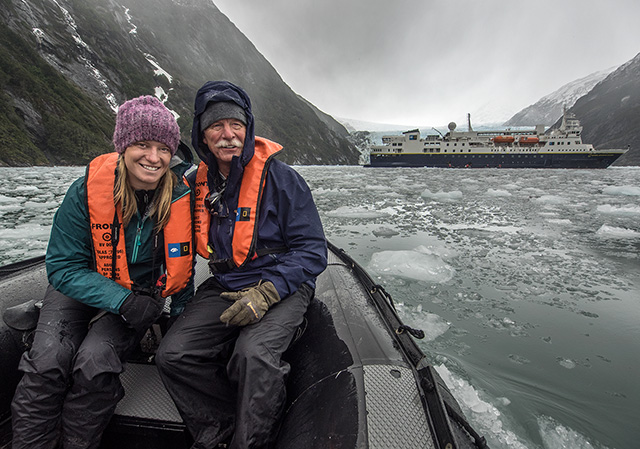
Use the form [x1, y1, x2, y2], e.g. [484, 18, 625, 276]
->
[46, 178, 131, 314]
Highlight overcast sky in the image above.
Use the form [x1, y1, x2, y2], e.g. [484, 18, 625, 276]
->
[213, 0, 640, 127]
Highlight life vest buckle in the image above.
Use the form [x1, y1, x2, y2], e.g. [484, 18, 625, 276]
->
[208, 257, 236, 274]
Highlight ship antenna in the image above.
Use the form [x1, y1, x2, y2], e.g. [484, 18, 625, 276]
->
[432, 127, 445, 138]
[467, 113, 473, 132]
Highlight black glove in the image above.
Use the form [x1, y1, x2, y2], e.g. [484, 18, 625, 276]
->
[119, 293, 164, 333]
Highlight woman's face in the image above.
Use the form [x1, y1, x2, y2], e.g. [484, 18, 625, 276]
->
[122, 141, 172, 190]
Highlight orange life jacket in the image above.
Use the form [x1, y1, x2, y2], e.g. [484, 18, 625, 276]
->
[85, 152, 193, 297]
[193, 137, 283, 268]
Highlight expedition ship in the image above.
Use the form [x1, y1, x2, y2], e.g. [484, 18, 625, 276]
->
[366, 111, 627, 168]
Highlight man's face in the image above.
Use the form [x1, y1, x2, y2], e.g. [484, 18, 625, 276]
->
[202, 118, 246, 174]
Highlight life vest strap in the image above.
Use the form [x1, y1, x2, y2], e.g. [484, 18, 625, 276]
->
[207, 246, 288, 274]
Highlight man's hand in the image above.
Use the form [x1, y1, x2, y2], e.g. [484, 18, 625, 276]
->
[120, 293, 164, 333]
[220, 281, 280, 326]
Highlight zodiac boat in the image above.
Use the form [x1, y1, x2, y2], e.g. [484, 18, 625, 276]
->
[0, 242, 487, 448]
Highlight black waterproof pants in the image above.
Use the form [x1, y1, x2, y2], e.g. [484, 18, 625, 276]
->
[11, 285, 141, 449]
[156, 277, 313, 449]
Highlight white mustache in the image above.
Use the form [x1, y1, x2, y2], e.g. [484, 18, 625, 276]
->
[215, 139, 243, 148]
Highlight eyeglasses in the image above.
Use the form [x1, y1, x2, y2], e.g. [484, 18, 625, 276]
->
[204, 188, 229, 218]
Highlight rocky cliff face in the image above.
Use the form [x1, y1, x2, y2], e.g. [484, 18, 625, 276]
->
[0, 0, 359, 166]
[568, 53, 640, 166]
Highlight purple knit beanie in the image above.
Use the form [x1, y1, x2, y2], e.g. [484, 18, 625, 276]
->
[112, 95, 180, 155]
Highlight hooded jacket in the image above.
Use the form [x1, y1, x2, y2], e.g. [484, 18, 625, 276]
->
[192, 81, 327, 298]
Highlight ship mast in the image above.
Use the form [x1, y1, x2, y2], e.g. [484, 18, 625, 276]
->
[560, 104, 567, 131]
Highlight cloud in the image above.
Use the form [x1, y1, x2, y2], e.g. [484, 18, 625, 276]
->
[214, 0, 640, 126]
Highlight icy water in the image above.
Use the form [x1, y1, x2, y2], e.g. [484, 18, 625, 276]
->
[1, 166, 639, 449]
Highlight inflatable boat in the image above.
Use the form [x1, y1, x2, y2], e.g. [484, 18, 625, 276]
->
[0, 242, 487, 448]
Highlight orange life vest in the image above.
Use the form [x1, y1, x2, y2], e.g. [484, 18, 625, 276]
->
[193, 137, 283, 268]
[85, 152, 193, 297]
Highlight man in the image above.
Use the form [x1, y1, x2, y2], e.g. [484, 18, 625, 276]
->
[156, 81, 328, 449]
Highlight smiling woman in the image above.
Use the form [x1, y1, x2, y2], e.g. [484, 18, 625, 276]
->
[9, 95, 197, 449]
[122, 141, 173, 190]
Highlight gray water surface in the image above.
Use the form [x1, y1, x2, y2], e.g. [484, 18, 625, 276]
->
[1, 166, 639, 449]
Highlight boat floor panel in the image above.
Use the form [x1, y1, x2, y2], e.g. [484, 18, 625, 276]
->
[115, 363, 182, 423]
[365, 364, 434, 449]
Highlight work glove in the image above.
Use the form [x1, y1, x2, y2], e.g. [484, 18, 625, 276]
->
[119, 292, 164, 333]
[220, 281, 281, 326]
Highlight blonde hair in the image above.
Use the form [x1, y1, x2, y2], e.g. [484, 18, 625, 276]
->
[113, 156, 177, 232]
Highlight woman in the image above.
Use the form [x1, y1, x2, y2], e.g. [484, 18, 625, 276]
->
[11, 96, 195, 449]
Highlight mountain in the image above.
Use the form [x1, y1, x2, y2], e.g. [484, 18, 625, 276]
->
[335, 117, 417, 133]
[0, 0, 359, 166]
[567, 53, 640, 166]
[503, 52, 640, 166]
[504, 67, 617, 127]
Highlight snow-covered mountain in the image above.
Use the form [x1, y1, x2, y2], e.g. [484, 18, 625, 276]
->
[0, 0, 359, 166]
[504, 67, 617, 126]
[335, 117, 417, 133]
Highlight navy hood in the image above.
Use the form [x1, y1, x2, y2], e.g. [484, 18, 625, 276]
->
[191, 81, 256, 169]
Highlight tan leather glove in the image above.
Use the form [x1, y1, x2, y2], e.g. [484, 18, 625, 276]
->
[220, 281, 281, 326]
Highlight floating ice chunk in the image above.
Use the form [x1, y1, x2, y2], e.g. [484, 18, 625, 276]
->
[435, 365, 529, 449]
[15, 185, 39, 192]
[325, 206, 390, 219]
[602, 185, 640, 196]
[394, 305, 449, 341]
[596, 204, 640, 216]
[418, 313, 450, 341]
[557, 358, 577, 369]
[0, 195, 19, 205]
[365, 184, 389, 192]
[367, 249, 455, 283]
[547, 218, 572, 225]
[532, 195, 565, 204]
[24, 201, 58, 211]
[487, 188, 512, 197]
[421, 188, 463, 202]
[0, 224, 51, 239]
[596, 225, 640, 239]
[0, 205, 22, 215]
[523, 187, 546, 195]
[537, 415, 602, 449]
[372, 226, 400, 237]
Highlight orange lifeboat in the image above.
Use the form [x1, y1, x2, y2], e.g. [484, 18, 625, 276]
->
[492, 135, 515, 143]
[519, 136, 539, 144]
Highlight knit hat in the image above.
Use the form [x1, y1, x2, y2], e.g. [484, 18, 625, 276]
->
[113, 95, 180, 155]
[199, 101, 247, 133]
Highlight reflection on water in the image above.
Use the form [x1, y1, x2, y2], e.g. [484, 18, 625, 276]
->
[2, 165, 640, 448]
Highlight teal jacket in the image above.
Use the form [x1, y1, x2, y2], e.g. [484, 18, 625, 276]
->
[45, 158, 195, 316]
